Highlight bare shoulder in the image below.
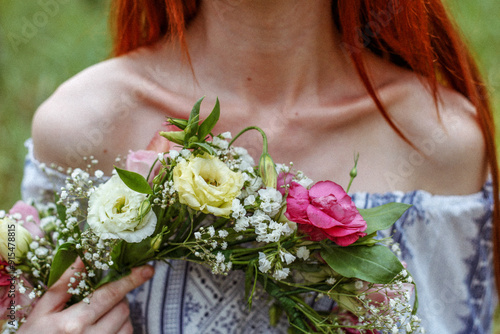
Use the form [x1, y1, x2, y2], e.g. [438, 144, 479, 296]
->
[32, 49, 172, 173]
[382, 74, 487, 194]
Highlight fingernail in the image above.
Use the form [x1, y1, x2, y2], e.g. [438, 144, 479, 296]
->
[141, 265, 154, 280]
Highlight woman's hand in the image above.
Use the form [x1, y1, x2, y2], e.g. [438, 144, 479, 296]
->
[18, 260, 154, 334]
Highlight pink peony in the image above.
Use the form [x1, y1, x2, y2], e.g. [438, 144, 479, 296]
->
[284, 181, 367, 246]
[277, 172, 294, 196]
[9, 201, 43, 239]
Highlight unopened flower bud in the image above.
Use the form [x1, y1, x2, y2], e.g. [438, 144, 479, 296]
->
[350, 165, 357, 179]
[151, 234, 162, 251]
[167, 118, 189, 130]
[350, 153, 360, 179]
[138, 199, 152, 220]
[0, 217, 32, 263]
[160, 131, 185, 145]
[259, 153, 278, 189]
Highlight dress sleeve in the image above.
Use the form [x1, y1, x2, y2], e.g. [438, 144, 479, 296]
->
[21, 138, 68, 204]
[351, 184, 497, 334]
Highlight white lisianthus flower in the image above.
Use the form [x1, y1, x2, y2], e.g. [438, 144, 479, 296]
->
[173, 154, 244, 217]
[0, 217, 32, 263]
[87, 175, 157, 243]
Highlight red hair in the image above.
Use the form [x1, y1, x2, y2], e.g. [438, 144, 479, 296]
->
[110, 0, 500, 297]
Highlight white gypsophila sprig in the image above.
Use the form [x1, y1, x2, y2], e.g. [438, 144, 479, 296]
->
[296, 246, 310, 260]
[233, 217, 250, 233]
[248, 210, 294, 243]
[239, 172, 263, 199]
[231, 199, 246, 219]
[279, 250, 296, 265]
[230, 146, 255, 171]
[257, 188, 283, 217]
[258, 252, 273, 273]
[189, 225, 234, 274]
[347, 277, 422, 333]
[272, 267, 290, 281]
[211, 136, 229, 150]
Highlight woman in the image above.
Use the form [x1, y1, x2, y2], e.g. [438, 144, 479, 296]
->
[18, 0, 498, 333]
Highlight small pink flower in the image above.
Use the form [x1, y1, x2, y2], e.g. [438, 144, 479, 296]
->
[285, 181, 367, 246]
[127, 124, 180, 182]
[9, 201, 43, 239]
[126, 150, 163, 182]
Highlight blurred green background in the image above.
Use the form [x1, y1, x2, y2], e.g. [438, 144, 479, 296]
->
[0, 0, 499, 331]
[0, 0, 499, 208]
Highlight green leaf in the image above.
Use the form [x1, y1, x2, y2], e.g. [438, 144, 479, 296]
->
[115, 167, 153, 195]
[245, 261, 255, 300]
[269, 303, 284, 327]
[47, 242, 78, 288]
[188, 142, 216, 155]
[320, 244, 404, 284]
[358, 202, 412, 235]
[54, 193, 66, 223]
[350, 232, 379, 246]
[185, 96, 204, 139]
[198, 98, 220, 140]
[121, 237, 156, 267]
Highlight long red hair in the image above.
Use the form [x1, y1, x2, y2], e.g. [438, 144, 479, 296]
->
[109, 0, 500, 298]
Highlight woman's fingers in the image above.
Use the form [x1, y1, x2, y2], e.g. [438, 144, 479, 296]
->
[89, 298, 131, 333]
[29, 257, 85, 317]
[116, 318, 134, 334]
[67, 265, 154, 324]
[20, 263, 153, 334]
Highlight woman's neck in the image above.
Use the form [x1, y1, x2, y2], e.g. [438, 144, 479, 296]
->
[179, 0, 361, 108]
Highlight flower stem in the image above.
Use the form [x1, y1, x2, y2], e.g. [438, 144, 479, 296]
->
[229, 126, 269, 154]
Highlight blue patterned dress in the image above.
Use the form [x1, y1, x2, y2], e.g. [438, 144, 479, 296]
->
[21, 139, 497, 333]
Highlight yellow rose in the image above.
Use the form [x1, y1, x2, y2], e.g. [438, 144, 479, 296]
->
[173, 154, 244, 217]
[0, 217, 32, 263]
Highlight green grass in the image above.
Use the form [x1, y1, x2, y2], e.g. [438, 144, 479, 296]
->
[0, 0, 111, 208]
[0, 1, 499, 330]
[0, 1, 498, 209]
